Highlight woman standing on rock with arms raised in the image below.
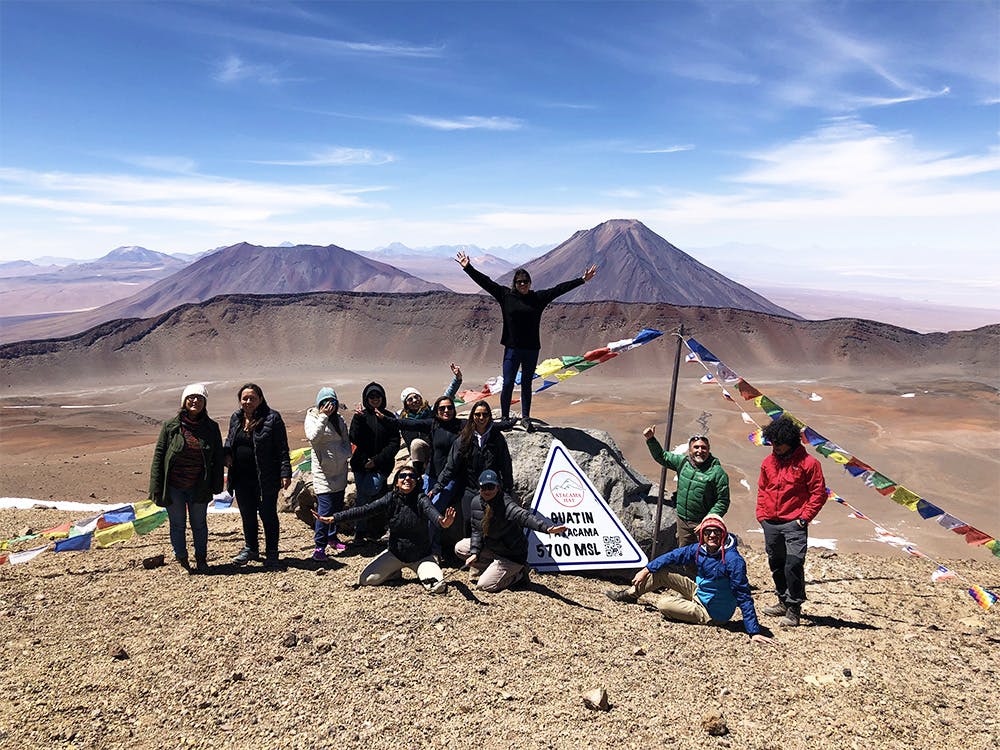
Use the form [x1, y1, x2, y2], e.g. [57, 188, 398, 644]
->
[456, 250, 597, 432]
[149, 383, 224, 573]
[225, 383, 291, 569]
[314, 461, 456, 593]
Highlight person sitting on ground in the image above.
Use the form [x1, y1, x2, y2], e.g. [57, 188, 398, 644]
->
[389, 394, 466, 559]
[455, 470, 567, 592]
[643, 426, 731, 548]
[605, 514, 773, 645]
[430, 400, 513, 560]
[348, 382, 401, 544]
[314, 461, 456, 593]
[304, 387, 351, 561]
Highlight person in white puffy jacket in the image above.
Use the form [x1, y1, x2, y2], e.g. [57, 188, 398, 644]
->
[305, 387, 352, 560]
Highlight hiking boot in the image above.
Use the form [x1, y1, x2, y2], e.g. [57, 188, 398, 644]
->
[193, 556, 208, 573]
[264, 552, 282, 569]
[497, 417, 516, 431]
[521, 417, 535, 433]
[763, 601, 788, 617]
[330, 542, 347, 553]
[605, 587, 639, 603]
[175, 556, 190, 570]
[779, 604, 801, 627]
[232, 547, 259, 566]
[311, 547, 328, 562]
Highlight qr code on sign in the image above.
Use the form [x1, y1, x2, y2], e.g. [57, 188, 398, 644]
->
[603, 535, 623, 557]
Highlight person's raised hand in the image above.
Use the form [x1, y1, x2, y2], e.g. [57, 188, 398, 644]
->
[455, 251, 470, 268]
[583, 264, 597, 282]
[548, 525, 568, 535]
[450, 362, 462, 379]
[440, 506, 456, 528]
[642, 425, 656, 440]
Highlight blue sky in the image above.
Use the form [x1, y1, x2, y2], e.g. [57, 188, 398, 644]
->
[1, 1, 998, 305]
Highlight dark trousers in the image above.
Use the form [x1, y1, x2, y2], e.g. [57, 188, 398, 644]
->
[501, 347, 540, 420]
[761, 519, 808, 605]
[233, 480, 280, 554]
[314, 490, 345, 548]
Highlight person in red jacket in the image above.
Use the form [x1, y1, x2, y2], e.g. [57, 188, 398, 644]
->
[756, 416, 827, 627]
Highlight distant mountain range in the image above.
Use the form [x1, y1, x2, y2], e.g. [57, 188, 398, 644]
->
[491, 219, 796, 318]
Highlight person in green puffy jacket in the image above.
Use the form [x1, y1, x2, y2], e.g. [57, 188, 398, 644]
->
[643, 426, 730, 548]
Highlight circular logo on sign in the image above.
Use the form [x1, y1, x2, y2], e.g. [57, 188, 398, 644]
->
[549, 470, 584, 508]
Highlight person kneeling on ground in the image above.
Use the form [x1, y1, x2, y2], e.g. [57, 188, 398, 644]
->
[314, 462, 455, 594]
[455, 470, 567, 593]
[605, 515, 773, 645]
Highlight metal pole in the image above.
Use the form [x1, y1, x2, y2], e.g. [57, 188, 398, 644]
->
[650, 323, 684, 560]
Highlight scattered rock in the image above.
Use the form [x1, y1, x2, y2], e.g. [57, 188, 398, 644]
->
[89, 493, 97, 499]
[842, 668, 852, 678]
[142, 554, 166, 570]
[701, 711, 728, 736]
[633, 646, 646, 656]
[230, 672, 245, 682]
[108, 645, 129, 660]
[281, 633, 299, 648]
[582, 687, 610, 711]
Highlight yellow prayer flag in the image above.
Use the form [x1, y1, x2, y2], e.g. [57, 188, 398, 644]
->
[828, 451, 851, 464]
[890, 486, 921, 511]
[535, 358, 564, 377]
[554, 370, 580, 382]
[94, 522, 136, 548]
[290, 447, 310, 466]
[133, 500, 159, 519]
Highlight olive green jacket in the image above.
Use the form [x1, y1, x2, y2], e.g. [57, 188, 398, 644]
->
[149, 414, 224, 506]
[646, 437, 730, 523]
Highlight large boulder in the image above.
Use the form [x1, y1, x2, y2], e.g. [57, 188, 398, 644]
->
[504, 426, 677, 552]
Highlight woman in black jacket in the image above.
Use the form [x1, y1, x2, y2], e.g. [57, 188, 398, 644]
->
[455, 469, 566, 592]
[456, 250, 596, 431]
[431, 400, 513, 557]
[315, 462, 456, 592]
[149, 383, 224, 572]
[348, 382, 401, 543]
[224, 383, 291, 568]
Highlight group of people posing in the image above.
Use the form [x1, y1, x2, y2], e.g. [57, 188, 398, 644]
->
[148, 254, 828, 636]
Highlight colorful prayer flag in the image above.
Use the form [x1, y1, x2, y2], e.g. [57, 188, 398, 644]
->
[9, 545, 49, 564]
[133, 510, 168, 536]
[103, 505, 137, 524]
[700, 373, 715, 384]
[931, 566, 956, 582]
[736, 379, 761, 400]
[685, 338, 720, 363]
[55, 532, 93, 552]
[94, 522, 136, 547]
[968, 585, 998, 610]
[889, 486, 921, 511]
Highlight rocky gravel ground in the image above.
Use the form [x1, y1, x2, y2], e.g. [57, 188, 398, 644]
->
[1, 507, 997, 750]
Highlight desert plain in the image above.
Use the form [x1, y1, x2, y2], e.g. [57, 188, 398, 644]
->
[1, 296, 998, 750]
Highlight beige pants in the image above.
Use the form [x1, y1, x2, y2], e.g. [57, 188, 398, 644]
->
[454, 538, 524, 593]
[631, 569, 712, 625]
[359, 548, 444, 591]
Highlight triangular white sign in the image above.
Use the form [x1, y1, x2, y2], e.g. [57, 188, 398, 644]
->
[526, 439, 648, 572]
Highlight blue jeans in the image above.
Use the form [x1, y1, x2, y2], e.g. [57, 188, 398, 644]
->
[429, 480, 457, 556]
[314, 490, 345, 548]
[501, 347, 540, 419]
[352, 470, 385, 540]
[232, 480, 280, 554]
[166, 485, 208, 560]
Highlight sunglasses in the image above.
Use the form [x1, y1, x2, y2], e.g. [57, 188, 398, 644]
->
[703, 528, 724, 537]
[479, 483, 498, 491]
[397, 473, 418, 480]
[472, 412, 490, 419]
[437, 405, 455, 413]
[515, 279, 530, 286]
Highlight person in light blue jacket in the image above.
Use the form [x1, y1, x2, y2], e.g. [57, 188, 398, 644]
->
[605, 514, 772, 645]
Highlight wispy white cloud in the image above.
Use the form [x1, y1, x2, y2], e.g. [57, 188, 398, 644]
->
[632, 145, 695, 154]
[229, 26, 444, 60]
[252, 147, 395, 167]
[113, 155, 199, 174]
[670, 62, 759, 86]
[0, 168, 380, 226]
[213, 54, 286, 85]
[407, 115, 524, 131]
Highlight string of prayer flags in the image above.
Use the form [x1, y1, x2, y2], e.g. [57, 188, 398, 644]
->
[828, 489, 996, 607]
[681, 335, 1000, 560]
[458, 328, 663, 404]
[290, 447, 312, 474]
[0, 499, 169, 566]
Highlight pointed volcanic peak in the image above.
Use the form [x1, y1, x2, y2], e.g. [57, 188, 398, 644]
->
[67, 245, 188, 273]
[91, 242, 450, 320]
[500, 219, 798, 317]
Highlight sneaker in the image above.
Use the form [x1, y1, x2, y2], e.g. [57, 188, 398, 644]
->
[605, 587, 638, 603]
[232, 547, 259, 566]
[497, 417, 516, 431]
[311, 547, 328, 562]
[520, 417, 534, 433]
[193, 556, 208, 573]
[330, 542, 347, 553]
[763, 602, 788, 617]
[264, 552, 282, 569]
[779, 604, 801, 627]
